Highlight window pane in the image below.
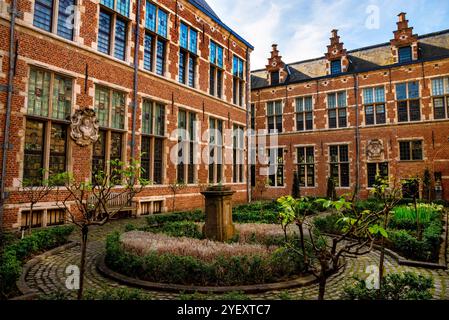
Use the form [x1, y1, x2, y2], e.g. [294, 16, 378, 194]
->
[180, 23, 188, 49]
[52, 75, 72, 120]
[49, 123, 67, 175]
[153, 138, 163, 184]
[209, 66, 216, 96]
[305, 112, 313, 130]
[179, 50, 186, 84]
[337, 92, 346, 107]
[408, 81, 419, 99]
[28, 68, 51, 117]
[98, 11, 112, 54]
[396, 83, 407, 100]
[339, 145, 349, 162]
[367, 163, 377, 187]
[409, 100, 421, 121]
[398, 46, 412, 63]
[141, 136, 151, 180]
[95, 87, 109, 127]
[328, 110, 337, 128]
[434, 98, 446, 119]
[340, 163, 350, 187]
[376, 105, 386, 124]
[412, 141, 423, 160]
[188, 56, 195, 88]
[304, 97, 313, 111]
[114, 18, 127, 60]
[24, 120, 45, 185]
[92, 130, 106, 175]
[110, 132, 123, 161]
[155, 104, 165, 136]
[238, 59, 244, 79]
[296, 114, 304, 131]
[156, 40, 165, 75]
[210, 41, 217, 64]
[189, 29, 198, 54]
[375, 87, 385, 103]
[233, 56, 238, 77]
[216, 69, 222, 98]
[117, 0, 130, 17]
[144, 33, 153, 71]
[365, 105, 374, 125]
[330, 146, 338, 163]
[398, 101, 408, 122]
[399, 142, 410, 161]
[296, 98, 304, 112]
[145, 1, 157, 31]
[34, 0, 53, 32]
[217, 46, 223, 68]
[57, 0, 75, 40]
[142, 100, 153, 135]
[101, 0, 114, 9]
[157, 10, 168, 38]
[363, 88, 374, 104]
[432, 78, 444, 96]
[331, 60, 341, 75]
[328, 94, 336, 109]
[338, 108, 347, 127]
[112, 91, 125, 129]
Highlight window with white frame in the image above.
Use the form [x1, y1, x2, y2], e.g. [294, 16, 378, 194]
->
[367, 162, 389, 188]
[233, 55, 245, 106]
[143, 1, 168, 75]
[267, 100, 282, 133]
[268, 148, 284, 187]
[209, 41, 224, 98]
[177, 109, 198, 184]
[396, 81, 420, 122]
[431, 77, 449, 120]
[296, 96, 313, 131]
[363, 86, 386, 125]
[33, 0, 77, 40]
[179, 22, 198, 88]
[399, 140, 423, 161]
[328, 91, 347, 128]
[233, 125, 244, 183]
[208, 117, 223, 184]
[296, 146, 315, 187]
[329, 145, 349, 187]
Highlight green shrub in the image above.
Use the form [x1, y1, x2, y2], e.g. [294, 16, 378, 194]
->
[355, 199, 383, 213]
[0, 225, 74, 299]
[105, 232, 305, 286]
[313, 214, 343, 235]
[146, 210, 205, 226]
[158, 221, 203, 239]
[232, 201, 279, 224]
[343, 272, 433, 300]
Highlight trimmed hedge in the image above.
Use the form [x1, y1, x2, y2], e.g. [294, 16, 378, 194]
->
[0, 226, 74, 299]
[232, 201, 279, 224]
[105, 232, 305, 286]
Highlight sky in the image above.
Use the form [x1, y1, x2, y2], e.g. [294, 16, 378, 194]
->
[206, 0, 449, 70]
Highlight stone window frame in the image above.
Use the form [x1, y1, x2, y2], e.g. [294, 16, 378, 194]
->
[267, 147, 284, 187]
[92, 85, 128, 183]
[296, 146, 315, 188]
[232, 124, 245, 184]
[24, 66, 74, 186]
[141, 99, 166, 185]
[97, 2, 131, 61]
[431, 77, 449, 120]
[295, 96, 314, 131]
[329, 144, 350, 188]
[399, 140, 424, 162]
[232, 55, 245, 107]
[363, 86, 386, 126]
[209, 41, 225, 98]
[33, 0, 78, 41]
[327, 91, 347, 129]
[178, 21, 199, 88]
[177, 109, 198, 185]
[366, 162, 389, 188]
[208, 117, 224, 184]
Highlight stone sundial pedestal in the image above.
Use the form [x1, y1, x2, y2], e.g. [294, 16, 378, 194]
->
[201, 185, 236, 242]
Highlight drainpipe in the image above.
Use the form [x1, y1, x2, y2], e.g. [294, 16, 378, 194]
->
[246, 49, 251, 203]
[0, 0, 18, 231]
[130, 0, 142, 161]
[353, 73, 361, 199]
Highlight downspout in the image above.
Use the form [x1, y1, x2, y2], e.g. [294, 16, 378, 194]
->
[353, 73, 360, 199]
[131, 0, 142, 161]
[0, 0, 18, 231]
[246, 48, 251, 203]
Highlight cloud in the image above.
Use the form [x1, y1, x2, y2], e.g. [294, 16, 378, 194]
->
[206, 0, 449, 70]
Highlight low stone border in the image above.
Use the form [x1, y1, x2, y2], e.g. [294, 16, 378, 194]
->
[97, 255, 346, 294]
[12, 241, 79, 300]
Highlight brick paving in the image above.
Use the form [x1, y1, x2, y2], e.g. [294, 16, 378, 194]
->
[24, 217, 449, 300]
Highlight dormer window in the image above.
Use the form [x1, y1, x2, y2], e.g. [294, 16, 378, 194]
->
[398, 46, 412, 63]
[331, 60, 342, 75]
[271, 71, 280, 85]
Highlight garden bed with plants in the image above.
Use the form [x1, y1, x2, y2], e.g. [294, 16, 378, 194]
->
[0, 226, 74, 299]
[314, 202, 445, 263]
[105, 202, 310, 287]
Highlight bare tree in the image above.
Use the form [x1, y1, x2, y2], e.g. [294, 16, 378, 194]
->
[169, 182, 187, 212]
[56, 159, 148, 300]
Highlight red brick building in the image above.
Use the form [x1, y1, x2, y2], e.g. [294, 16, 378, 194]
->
[250, 13, 449, 202]
[0, 0, 253, 230]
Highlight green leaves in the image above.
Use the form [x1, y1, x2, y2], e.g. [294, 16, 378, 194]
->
[368, 224, 388, 238]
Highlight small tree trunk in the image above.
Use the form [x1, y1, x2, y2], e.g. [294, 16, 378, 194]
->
[318, 262, 328, 301]
[298, 223, 308, 265]
[28, 205, 34, 235]
[77, 225, 89, 300]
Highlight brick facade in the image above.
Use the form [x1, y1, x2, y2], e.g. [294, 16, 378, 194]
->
[0, 0, 252, 230]
[251, 13, 449, 202]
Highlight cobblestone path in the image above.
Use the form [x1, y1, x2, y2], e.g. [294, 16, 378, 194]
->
[24, 217, 449, 300]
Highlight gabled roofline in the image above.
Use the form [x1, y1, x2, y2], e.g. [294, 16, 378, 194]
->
[188, 0, 254, 50]
[251, 28, 449, 73]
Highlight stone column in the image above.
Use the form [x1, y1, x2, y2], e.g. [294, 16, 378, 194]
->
[201, 186, 236, 242]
